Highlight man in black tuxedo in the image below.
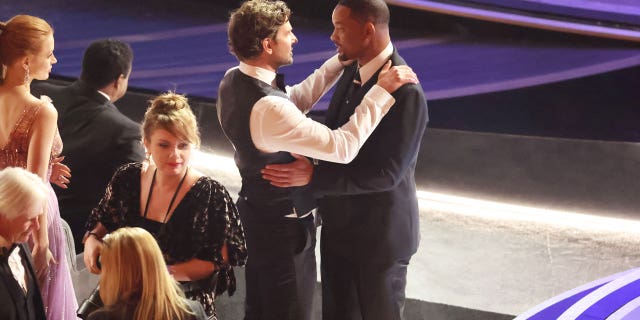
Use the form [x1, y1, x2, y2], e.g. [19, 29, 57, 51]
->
[262, 1, 429, 319]
[38, 39, 145, 253]
[0, 167, 48, 320]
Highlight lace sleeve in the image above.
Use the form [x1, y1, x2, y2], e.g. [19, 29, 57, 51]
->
[84, 162, 141, 232]
[193, 179, 247, 267]
[218, 183, 247, 267]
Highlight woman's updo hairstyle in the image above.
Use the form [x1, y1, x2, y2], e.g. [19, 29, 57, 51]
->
[142, 92, 201, 148]
[0, 15, 53, 67]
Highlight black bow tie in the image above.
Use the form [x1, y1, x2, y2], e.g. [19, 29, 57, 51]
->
[274, 73, 286, 92]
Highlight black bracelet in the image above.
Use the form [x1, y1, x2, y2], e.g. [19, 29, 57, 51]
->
[88, 232, 102, 242]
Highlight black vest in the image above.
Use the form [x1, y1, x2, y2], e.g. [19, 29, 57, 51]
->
[217, 69, 315, 219]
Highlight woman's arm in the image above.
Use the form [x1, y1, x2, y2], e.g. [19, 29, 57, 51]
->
[82, 223, 107, 274]
[83, 163, 138, 274]
[168, 243, 229, 281]
[168, 258, 216, 282]
[26, 103, 58, 281]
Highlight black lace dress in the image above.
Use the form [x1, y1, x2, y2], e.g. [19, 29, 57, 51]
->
[85, 162, 247, 318]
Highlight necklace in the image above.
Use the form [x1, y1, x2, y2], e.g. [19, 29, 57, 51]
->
[143, 167, 189, 223]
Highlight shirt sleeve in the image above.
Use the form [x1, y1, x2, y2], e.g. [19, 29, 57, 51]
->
[251, 85, 395, 163]
[286, 54, 344, 113]
[311, 84, 429, 196]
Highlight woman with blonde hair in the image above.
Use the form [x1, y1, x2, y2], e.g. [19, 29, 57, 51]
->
[88, 227, 206, 320]
[0, 14, 77, 318]
[84, 92, 247, 319]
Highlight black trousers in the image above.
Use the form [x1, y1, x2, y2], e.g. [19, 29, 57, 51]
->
[239, 200, 316, 320]
[320, 232, 410, 320]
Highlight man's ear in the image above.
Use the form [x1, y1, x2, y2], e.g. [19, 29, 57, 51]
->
[365, 22, 375, 38]
[262, 38, 273, 54]
[113, 74, 125, 90]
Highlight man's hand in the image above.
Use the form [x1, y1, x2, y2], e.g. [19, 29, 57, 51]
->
[261, 153, 313, 187]
[376, 60, 419, 94]
[50, 156, 71, 189]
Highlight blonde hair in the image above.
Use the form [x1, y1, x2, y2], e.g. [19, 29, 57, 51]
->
[99, 227, 194, 320]
[0, 167, 48, 220]
[141, 92, 201, 148]
[0, 15, 53, 67]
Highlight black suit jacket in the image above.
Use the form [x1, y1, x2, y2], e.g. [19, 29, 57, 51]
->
[0, 243, 47, 320]
[40, 81, 145, 218]
[312, 50, 429, 262]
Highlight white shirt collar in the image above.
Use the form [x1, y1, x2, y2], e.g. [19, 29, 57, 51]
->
[358, 42, 394, 85]
[97, 90, 111, 101]
[239, 62, 277, 86]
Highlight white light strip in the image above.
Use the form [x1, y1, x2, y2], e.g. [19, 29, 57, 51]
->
[191, 149, 239, 173]
[193, 149, 640, 234]
[418, 190, 640, 234]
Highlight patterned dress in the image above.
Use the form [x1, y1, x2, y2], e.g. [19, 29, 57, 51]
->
[0, 97, 79, 320]
[85, 162, 247, 319]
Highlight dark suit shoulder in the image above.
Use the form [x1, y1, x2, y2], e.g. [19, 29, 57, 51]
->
[98, 105, 141, 132]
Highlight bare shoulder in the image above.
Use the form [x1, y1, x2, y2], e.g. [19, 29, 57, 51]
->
[189, 167, 206, 185]
[32, 96, 57, 125]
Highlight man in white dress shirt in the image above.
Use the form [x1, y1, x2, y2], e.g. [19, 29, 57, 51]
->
[0, 167, 48, 320]
[216, 1, 418, 319]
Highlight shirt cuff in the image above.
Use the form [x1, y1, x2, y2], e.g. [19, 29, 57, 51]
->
[366, 84, 396, 111]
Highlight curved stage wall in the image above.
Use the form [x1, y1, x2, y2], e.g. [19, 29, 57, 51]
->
[294, 1, 640, 42]
[9, 0, 640, 142]
[426, 65, 640, 142]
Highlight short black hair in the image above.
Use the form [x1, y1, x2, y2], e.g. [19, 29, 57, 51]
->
[338, 0, 390, 25]
[80, 39, 133, 89]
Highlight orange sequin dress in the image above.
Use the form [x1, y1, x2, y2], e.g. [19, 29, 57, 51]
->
[0, 97, 78, 319]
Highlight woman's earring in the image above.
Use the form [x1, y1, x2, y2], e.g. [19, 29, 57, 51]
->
[23, 64, 30, 84]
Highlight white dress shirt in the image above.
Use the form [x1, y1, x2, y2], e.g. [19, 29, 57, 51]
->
[0, 236, 27, 294]
[97, 90, 111, 101]
[233, 54, 396, 164]
[358, 42, 394, 84]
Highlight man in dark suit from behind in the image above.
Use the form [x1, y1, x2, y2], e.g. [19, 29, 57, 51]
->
[261, 1, 429, 319]
[44, 39, 145, 253]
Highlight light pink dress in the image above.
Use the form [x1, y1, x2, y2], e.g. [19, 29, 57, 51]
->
[0, 97, 79, 319]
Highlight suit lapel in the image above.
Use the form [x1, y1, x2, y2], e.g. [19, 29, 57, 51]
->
[325, 63, 358, 129]
[325, 49, 406, 128]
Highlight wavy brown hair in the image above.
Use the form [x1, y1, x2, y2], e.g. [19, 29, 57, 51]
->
[227, 0, 291, 61]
